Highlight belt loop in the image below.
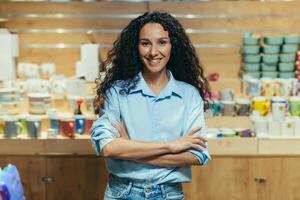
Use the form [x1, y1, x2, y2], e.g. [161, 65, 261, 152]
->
[125, 181, 133, 194]
[160, 184, 166, 199]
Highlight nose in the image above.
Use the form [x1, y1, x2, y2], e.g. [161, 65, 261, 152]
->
[149, 44, 159, 57]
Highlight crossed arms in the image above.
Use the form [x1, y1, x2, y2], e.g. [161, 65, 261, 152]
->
[101, 123, 207, 167]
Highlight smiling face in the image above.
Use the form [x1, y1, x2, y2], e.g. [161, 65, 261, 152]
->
[138, 23, 172, 75]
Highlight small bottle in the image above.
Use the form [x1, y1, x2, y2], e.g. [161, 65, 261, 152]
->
[74, 98, 83, 115]
[74, 98, 85, 134]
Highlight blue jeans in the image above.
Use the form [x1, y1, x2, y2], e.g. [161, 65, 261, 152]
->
[104, 174, 184, 200]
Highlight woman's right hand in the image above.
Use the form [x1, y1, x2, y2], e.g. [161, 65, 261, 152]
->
[167, 127, 207, 154]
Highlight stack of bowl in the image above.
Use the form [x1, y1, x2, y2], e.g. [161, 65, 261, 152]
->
[0, 88, 21, 115]
[242, 33, 299, 79]
[28, 93, 51, 115]
[242, 32, 261, 78]
[261, 36, 282, 78]
[278, 35, 299, 78]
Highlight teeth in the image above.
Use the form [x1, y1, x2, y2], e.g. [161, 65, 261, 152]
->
[147, 58, 161, 65]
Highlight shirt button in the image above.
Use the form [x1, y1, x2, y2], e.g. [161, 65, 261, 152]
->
[145, 188, 151, 193]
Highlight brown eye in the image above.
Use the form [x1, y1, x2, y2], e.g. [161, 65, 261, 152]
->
[140, 41, 150, 47]
[159, 40, 168, 45]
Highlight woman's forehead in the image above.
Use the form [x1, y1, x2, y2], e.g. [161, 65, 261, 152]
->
[139, 23, 169, 39]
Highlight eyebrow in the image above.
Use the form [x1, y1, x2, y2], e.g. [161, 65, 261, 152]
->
[139, 37, 170, 41]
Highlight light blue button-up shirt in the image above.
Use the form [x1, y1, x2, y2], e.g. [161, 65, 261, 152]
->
[91, 71, 210, 184]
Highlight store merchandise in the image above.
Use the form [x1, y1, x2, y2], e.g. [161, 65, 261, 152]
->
[28, 93, 51, 114]
[59, 116, 75, 138]
[79, 43, 100, 82]
[252, 96, 270, 116]
[290, 96, 300, 116]
[26, 117, 42, 138]
[241, 32, 299, 79]
[75, 115, 85, 135]
[2, 116, 22, 138]
[251, 115, 300, 137]
[219, 89, 235, 101]
[271, 96, 289, 121]
[0, 164, 24, 200]
[40, 63, 56, 79]
[221, 100, 236, 116]
[235, 98, 251, 116]
[206, 128, 254, 138]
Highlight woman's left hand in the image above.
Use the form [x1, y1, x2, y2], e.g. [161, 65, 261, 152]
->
[113, 123, 129, 139]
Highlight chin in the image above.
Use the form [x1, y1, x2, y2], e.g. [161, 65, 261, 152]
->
[144, 65, 166, 74]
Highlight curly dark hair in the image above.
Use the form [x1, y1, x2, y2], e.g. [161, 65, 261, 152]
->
[94, 11, 210, 113]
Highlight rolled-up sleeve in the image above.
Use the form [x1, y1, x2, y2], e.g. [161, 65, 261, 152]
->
[90, 86, 120, 156]
[184, 88, 211, 165]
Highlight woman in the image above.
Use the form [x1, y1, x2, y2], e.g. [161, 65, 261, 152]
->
[91, 11, 211, 200]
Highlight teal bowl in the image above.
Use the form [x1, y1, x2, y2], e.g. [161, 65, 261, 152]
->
[264, 36, 283, 45]
[279, 62, 295, 71]
[282, 45, 298, 53]
[262, 54, 279, 64]
[280, 53, 296, 63]
[261, 71, 278, 78]
[242, 63, 260, 71]
[243, 36, 260, 45]
[243, 71, 261, 78]
[243, 54, 261, 63]
[284, 35, 300, 44]
[263, 45, 280, 54]
[261, 63, 277, 71]
[279, 72, 295, 78]
[242, 45, 260, 54]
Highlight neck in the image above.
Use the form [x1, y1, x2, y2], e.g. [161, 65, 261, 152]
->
[142, 69, 168, 87]
[142, 69, 169, 96]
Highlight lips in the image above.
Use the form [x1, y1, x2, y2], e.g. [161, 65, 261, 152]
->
[146, 57, 163, 65]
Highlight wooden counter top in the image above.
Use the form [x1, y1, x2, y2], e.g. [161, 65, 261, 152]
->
[1, 137, 300, 156]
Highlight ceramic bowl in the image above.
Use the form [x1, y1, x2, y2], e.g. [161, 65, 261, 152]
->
[242, 45, 260, 54]
[261, 71, 278, 78]
[280, 53, 296, 63]
[243, 54, 261, 63]
[262, 54, 279, 64]
[261, 63, 277, 71]
[262, 45, 280, 54]
[264, 36, 283, 45]
[284, 35, 300, 44]
[242, 63, 260, 71]
[243, 34, 260, 45]
[278, 62, 295, 72]
[279, 72, 295, 79]
[243, 71, 261, 78]
[282, 45, 298, 53]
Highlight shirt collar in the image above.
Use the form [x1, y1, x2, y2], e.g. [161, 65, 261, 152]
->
[129, 70, 183, 98]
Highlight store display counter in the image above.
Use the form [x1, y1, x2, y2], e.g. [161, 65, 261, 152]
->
[2, 137, 300, 156]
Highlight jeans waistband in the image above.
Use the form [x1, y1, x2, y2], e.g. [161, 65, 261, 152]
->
[109, 173, 181, 188]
